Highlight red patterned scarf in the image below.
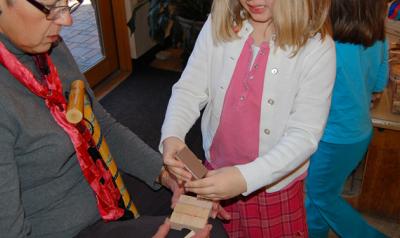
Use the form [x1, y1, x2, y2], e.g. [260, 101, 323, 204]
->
[0, 42, 124, 221]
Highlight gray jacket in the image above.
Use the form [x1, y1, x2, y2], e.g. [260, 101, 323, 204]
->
[0, 34, 163, 238]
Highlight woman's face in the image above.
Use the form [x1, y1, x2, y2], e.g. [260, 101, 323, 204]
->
[239, 0, 274, 23]
[0, 0, 72, 54]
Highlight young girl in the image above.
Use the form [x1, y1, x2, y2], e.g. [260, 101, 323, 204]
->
[305, 0, 389, 237]
[160, 0, 335, 237]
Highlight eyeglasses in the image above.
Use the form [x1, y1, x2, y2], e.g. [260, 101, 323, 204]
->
[26, 0, 83, 20]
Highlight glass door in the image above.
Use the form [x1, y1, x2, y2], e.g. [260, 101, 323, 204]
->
[61, 0, 126, 87]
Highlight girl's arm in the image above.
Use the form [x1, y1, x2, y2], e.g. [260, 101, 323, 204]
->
[159, 16, 213, 181]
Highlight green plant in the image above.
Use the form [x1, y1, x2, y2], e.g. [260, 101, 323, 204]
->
[148, 0, 170, 43]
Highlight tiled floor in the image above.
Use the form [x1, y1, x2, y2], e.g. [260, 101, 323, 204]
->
[60, 0, 103, 72]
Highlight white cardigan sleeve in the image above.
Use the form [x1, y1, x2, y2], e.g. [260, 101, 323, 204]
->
[237, 37, 336, 195]
[159, 16, 213, 149]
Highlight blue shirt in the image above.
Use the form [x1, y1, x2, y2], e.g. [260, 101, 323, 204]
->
[322, 40, 389, 144]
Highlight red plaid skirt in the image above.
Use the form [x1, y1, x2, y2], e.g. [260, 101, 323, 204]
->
[221, 180, 308, 238]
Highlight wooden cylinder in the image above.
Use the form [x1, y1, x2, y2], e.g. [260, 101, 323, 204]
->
[66, 80, 85, 124]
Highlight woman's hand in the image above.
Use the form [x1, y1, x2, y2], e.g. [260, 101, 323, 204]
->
[162, 137, 193, 183]
[152, 218, 212, 238]
[158, 167, 184, 208]
[184, 167, 247, 201]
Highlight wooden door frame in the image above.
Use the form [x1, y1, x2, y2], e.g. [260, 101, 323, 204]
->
[84, 0, 132, 98]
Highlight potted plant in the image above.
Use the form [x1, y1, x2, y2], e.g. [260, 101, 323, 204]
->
[148, 0, 171, 43]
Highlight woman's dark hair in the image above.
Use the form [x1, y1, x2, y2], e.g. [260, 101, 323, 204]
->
[330, 0, 386, 47]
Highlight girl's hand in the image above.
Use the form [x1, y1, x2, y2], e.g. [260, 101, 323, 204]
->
[210, 202, 231, 220]
[162, 137, 192, 183]
[184, 167, 247, 201]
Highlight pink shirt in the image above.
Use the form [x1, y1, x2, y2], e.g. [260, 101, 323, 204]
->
[210, 37, 270, 169]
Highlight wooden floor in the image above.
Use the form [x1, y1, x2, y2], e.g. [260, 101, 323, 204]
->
[150, 48, 184, 73]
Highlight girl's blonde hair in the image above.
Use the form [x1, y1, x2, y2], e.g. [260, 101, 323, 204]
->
[211, 0, 332, 54]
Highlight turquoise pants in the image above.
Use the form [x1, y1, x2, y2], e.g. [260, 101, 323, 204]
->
[305, 134, 387, 238]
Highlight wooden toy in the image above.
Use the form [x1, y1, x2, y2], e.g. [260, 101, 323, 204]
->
[170, 147, 212, 233]
[66, 80, 84, 124]
[170, 195, 213, 233]
[175, 146, 208, 179]
[66, 80, 140, 218]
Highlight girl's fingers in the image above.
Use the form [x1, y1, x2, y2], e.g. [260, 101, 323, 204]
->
[169, 167, 192, 182]
[205, 169, 218, 177]
[164, 157, 193, 181]
[185, 176, 212, 188]
[217, 206, 231, 220]
[163, 156, 185, 168]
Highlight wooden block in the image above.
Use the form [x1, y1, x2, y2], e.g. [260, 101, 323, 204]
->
[170, 195, 212, 232]
[179, 195, 213, 210]
[173, 203, 211, 219]
[170, 212, 207, 232]
[176, 146, 208, 179]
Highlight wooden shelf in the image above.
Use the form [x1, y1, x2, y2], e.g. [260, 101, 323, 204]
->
[386, 19, 400, 42]
[371, 88, 400, 131]
[344, 17, 400, 227]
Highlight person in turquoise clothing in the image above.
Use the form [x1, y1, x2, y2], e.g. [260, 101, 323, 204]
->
[305, 0, 389, 237]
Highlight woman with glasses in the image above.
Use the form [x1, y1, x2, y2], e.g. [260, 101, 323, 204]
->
[0, 0, 226, 237]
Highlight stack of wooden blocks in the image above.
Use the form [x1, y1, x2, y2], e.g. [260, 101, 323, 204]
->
[170, 195, 212, 233]
[169, 146, 213, 234]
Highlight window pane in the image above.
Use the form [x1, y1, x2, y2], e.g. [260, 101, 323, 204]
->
[61, 0, 103, 72]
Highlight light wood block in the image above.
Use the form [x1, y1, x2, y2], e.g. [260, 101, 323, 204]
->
[170, 212, 207, 232]
[179, 194, 212, 208]
[174, 203, 211, 219]
[170, 195, 212, 232]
